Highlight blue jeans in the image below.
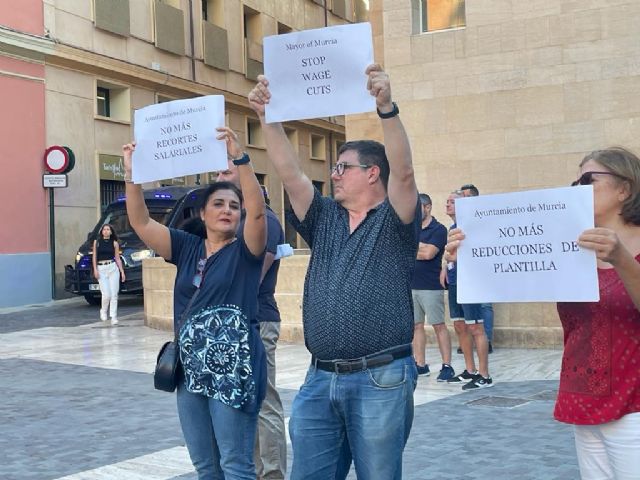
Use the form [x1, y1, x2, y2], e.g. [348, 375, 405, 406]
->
[481, 303, 494, 342]
[289, 354, 417, 480]
[177, 382, 258, 479]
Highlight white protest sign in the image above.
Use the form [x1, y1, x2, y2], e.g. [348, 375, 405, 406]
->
[456, 186, 599, 303]
[132, 96, 226, 184]
[263, 22, 375, 123]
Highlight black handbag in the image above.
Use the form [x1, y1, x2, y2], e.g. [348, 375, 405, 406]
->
[153, 259, 209, 392]
[154, 340, 181, 392]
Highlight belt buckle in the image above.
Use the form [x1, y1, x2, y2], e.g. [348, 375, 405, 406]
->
[335, 359, 365, 374]
[334, 361, 349, 374]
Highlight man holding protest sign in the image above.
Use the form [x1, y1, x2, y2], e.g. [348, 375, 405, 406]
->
[247, 64, 420, 480]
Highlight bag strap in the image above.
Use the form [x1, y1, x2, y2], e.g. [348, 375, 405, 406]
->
[173, 256, 213, 341]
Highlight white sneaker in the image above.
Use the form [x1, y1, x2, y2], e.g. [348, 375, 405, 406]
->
[111, 318, 118, 325]
[100, 311, 108, 322]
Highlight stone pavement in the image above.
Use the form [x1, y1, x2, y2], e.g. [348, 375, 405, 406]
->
[0, 298, 580, 480]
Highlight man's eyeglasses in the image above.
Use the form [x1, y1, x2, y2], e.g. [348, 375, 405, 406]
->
[192, 258, 206, 288]
[571, 171, 627, 186]
[331, 162, 372, 177]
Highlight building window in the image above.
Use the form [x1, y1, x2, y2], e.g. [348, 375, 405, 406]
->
[156, 94, 177, 103]
[100, 180, 125, 211]
[202, 0, 223, 26]
[243, 5, 263, 80]
[278, 22, 292, 35]
[246, 118, 264, 147]
[96, 81, 130, 122]
[415, 0, 465, 33]
[310, 134, 326, 160]
[159, 0, 181, 8]
[312, 180, 324, 195]
[284, 127, 298, 152]
[96, 87, 110, 117]
[202, 0, 209, 21]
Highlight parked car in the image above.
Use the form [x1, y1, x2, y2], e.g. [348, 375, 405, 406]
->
[65, 185, 207, 305]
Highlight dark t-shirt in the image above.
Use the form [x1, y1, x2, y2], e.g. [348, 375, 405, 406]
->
[96, 238, 116, 261]
[411, 217, 447, 290]
[238, 208, 284, 322]
[287, 189, 421, 360]
[169, 228, 266, 413]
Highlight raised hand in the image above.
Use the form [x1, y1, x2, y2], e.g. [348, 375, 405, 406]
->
[216, 126, 243, 159]
[365, 64, 393, 112]
[578, 228, 626, 264]
[122, 142, 136, 174]
[444, 227, 465, 263]
[248, 75, 271, 118]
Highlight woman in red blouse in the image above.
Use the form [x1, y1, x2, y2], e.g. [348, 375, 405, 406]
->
[445, 147, 640, 480]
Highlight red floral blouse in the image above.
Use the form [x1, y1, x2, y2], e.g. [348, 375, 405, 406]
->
[555, 255, 640, 425]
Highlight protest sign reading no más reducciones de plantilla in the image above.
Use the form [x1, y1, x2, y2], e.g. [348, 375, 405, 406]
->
[455, 186, 599, 303]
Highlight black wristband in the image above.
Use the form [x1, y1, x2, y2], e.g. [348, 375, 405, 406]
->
[232, 152, 250, 166]
[377, 101, 399, 119]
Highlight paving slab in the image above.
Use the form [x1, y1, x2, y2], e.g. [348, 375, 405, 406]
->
[0, 300, 578, 480]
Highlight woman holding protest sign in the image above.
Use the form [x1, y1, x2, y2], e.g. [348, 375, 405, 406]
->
[122, 126, 267, 479]
[444, 147, 640, 480]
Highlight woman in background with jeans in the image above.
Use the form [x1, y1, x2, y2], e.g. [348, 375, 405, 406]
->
[92, 223, 125, 325]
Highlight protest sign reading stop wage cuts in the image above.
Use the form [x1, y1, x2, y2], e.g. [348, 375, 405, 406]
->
[263, 22, 376, 123]
[455, 186, 600, 303]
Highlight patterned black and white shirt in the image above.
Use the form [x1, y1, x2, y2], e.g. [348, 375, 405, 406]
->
[287, 189, 421, 360]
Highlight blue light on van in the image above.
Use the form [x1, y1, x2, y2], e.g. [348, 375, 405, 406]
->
[154, 193, 173, 199]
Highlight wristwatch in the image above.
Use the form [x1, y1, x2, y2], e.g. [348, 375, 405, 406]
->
[232, 152, 250, 166]
[377, 102, 399, 119]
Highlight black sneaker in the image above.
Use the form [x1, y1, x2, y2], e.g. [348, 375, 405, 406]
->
[436, 364, 455, 382]
[446, 369, 478, 384]
[462, 375, 494, 390]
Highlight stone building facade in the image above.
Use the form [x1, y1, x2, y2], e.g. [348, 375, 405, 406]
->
[0, 0, 370, 306]
[345, 0, 640, 346]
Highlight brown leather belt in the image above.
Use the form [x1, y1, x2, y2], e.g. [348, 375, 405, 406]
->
[312, 344, 412, 374]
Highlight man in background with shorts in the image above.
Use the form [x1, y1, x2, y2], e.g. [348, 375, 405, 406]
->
[441, 191, 493, 390]
[411, 193, 455, 382]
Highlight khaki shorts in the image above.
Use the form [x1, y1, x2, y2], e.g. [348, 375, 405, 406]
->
[412, 289, 445, 325]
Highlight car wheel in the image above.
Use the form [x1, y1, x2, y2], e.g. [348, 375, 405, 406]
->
[83, 294, 101, 306]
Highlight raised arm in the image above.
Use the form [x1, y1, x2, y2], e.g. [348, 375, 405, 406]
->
[216, 127, 266, 256]
[122, 143, 172, 260]
[366, 64, 417, 224]
[248, 76, 314, 222]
